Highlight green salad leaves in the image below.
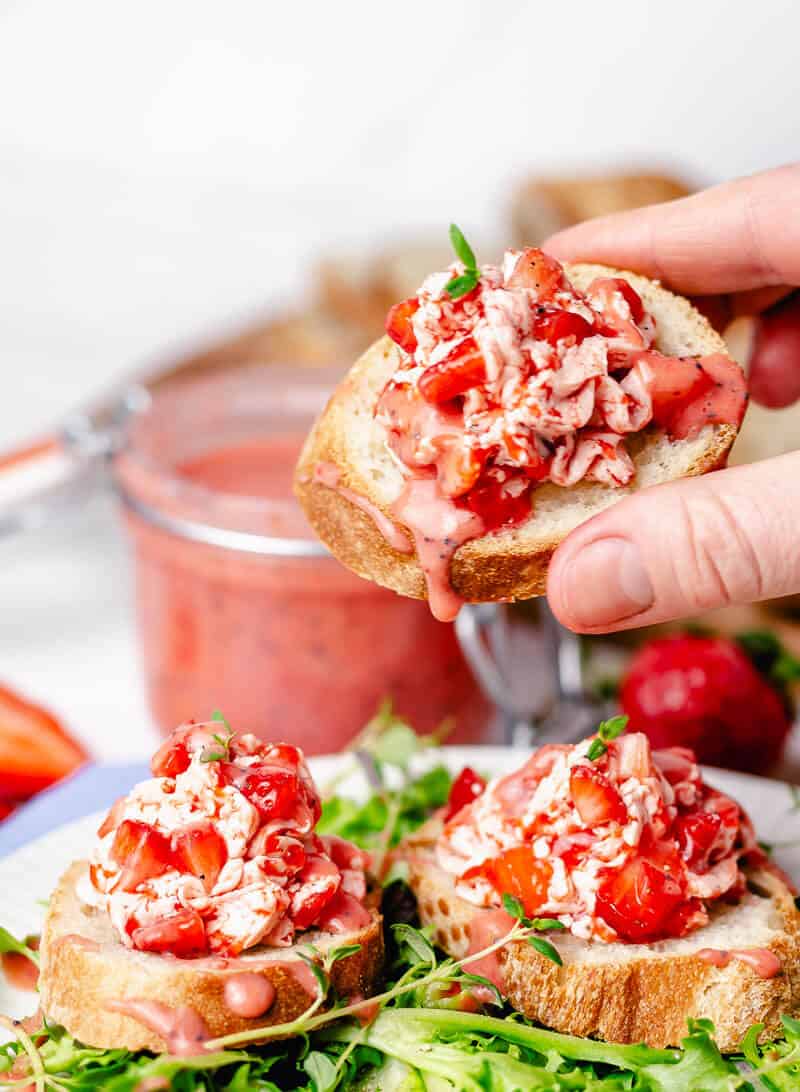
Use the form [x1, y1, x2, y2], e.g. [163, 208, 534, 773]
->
[3, 705, 800, 1090]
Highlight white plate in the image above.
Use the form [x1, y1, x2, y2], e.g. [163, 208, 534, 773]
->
[1, 746, 798, 1025]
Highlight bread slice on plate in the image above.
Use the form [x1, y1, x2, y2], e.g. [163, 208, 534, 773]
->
[294, 263, 741, 608]
[39, 861, 384, 1053]
[401, 823, 800, 1052]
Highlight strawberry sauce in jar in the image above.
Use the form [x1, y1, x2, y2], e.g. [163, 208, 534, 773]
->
[113, 367, 490, 751]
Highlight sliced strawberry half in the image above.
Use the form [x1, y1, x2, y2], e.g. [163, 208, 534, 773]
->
[0, 684, 87, 804]
[173, 823, 228, 890]
[131, 909, 208, 958]
[111, 819, 172, 892]
[569, 765, 627, 827]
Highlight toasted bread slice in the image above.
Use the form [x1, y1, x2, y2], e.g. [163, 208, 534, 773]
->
[401, 825, 800, 1051]
[295, 264, 741, 606]
[39, 861, 384, 1052]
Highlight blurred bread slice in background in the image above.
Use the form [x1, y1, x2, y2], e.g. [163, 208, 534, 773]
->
[511, 169, 694, 244]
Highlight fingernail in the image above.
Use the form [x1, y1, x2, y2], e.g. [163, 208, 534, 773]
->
[561, 538, 654, 628]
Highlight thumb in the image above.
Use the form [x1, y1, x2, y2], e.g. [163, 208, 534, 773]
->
[546, 452, 800, 633]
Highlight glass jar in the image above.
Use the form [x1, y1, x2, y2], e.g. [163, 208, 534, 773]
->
[113, 365, 492, 753]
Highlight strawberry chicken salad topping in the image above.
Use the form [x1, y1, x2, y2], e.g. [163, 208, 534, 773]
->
[437, 729, 760, 944]
[376, 233, 745, 620]
[79, 722, 371, 958]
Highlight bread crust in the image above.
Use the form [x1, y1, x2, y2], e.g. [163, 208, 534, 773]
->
[294, 263, 741, 607]
[401, 828, 800, 1051]
[39, 861, 384, 1052]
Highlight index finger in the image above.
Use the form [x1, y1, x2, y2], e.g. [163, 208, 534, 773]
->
[544, 164, 800, 297]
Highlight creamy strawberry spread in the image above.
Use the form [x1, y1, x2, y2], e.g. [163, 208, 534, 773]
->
[377, 248, 746, 620]
[79, 722, 371, 957]
[437, 732, 761, 943]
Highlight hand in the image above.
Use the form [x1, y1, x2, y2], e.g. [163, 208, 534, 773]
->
[543, 164, 800, 633]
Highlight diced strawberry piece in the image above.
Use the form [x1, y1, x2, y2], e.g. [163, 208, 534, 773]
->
[385, 297, 420, 354]
[485, 847, 552, 918]
[643, 352, 712, 421]
[151, 737, 191, 778]
[111, 819, 172, 892]
[173, 823, 228, 890]
[418, 336, 487, 404]
[606, 278, 645, 324]
[291, 855, 341, 930]
[435, 441, 487, 499]
[0, 684, 87, 804]
[675, 810, 722, 871]
[260, 833, 307, 877]
[595, 841, 687, 942]
[569, 766, 627, 827]
[532, 308, 595, 345]
[506, 248, 564, 298]
[240, 766, 302, 822]
[97, 796, 126, 838]
[460, 474, 533, 533]
[652, 747, 698, 785]
[665, 353, 748, 439]
[131, 909, 208, 958]
[444, 766, 486, 821]
[265, 743, 304, 768]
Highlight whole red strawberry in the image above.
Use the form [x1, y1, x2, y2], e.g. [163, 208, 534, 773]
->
[620, 631, 798, 772]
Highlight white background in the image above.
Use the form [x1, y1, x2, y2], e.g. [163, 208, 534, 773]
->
[1, 0, 799, 759]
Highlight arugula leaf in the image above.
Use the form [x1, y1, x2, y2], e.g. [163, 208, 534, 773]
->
[304, 1049, 338, 1091]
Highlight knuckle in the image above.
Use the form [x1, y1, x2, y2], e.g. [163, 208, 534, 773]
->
[670, 491, 767, 612]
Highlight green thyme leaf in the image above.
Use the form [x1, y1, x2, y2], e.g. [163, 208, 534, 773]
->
[211, 708, 231, 732]
[597, 714, 629, 742]
[530, 917, 566, 932]
[586, 738, 607, 762]
[444, 271, 479, 300]
[501, 893, 527, 923]
[448, 224, 477, 271]
[587, 714, 629, 762]
[527, 935, 563, 966]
